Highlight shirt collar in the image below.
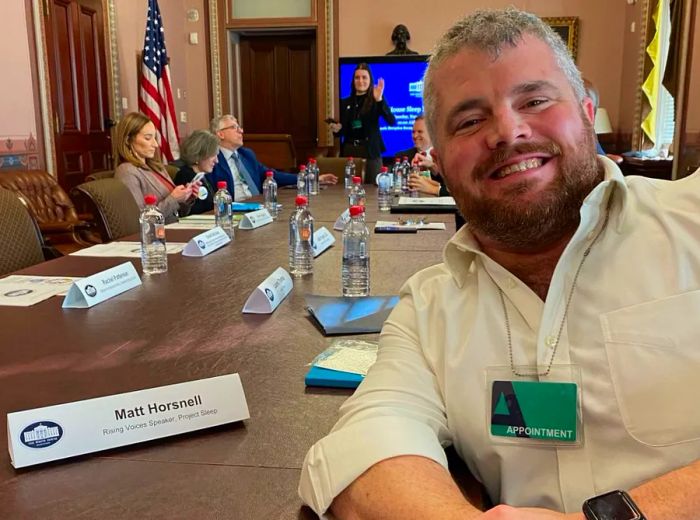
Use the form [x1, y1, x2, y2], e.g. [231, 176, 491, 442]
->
[442, 156, 630, 287]
[219, 146, 240, 161]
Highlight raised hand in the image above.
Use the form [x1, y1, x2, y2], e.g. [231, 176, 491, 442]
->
[373, 78, 385, 101]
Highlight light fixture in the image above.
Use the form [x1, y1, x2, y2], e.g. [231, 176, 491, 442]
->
[594, 108, 613, 134]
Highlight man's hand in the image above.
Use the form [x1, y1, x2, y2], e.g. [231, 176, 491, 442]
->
[319, 173, 338, 185]
[373, 78, 385, 101]
[408, 173, 440, 196]
[329, 122, 342, 133]
[412, 151, 436, 171]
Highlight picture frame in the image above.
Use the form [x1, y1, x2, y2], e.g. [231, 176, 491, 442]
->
[543, 17, 579, 62]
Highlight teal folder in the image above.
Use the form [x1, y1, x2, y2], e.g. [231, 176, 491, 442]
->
[232, 202, 262, 212]
[304, 365, 364, 389]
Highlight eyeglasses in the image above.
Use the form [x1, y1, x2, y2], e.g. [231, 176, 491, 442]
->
[219, 123, 243, 132]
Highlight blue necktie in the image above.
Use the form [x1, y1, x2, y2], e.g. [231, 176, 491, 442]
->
[232, 153, 260, 195]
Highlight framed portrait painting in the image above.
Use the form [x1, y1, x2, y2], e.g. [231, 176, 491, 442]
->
[543, 17, 579, 62]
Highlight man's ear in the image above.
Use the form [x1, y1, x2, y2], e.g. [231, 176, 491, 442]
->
[582, 97, 595, 125]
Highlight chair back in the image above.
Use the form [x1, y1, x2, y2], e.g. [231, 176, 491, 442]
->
[85, 170, 114, 182]
[0, 169, 80, 226]
[316, 157, 367, 182]
[0, 188, 45, 276]
[243, 134, 297, 171]
[71, 179, 140, 242]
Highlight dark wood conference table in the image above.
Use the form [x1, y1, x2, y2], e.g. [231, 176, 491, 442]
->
[0, 185, 474, 518]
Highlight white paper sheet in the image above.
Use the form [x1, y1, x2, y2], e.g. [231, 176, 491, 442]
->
[71, 242, 187, 258]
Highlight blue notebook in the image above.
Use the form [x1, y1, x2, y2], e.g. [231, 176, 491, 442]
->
[305, 365, 364, 389]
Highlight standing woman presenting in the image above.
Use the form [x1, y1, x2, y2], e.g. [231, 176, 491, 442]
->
[330, 63, 396, 184]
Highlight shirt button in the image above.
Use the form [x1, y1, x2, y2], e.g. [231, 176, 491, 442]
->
[545, 335, 557, 348]
[506, 277, 517, 289]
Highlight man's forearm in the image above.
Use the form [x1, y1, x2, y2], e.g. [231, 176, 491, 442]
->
[331, 455, 482, 520]
[629, 458, 700, 519]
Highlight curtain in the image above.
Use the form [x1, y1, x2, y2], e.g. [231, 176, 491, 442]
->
[641, 0, 670, 146]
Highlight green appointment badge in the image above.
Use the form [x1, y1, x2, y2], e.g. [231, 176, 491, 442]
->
[490, 380, 578, 442]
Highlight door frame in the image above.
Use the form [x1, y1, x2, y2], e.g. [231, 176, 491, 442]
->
[209, 0, 338, 149]
[31, 0, 121, 177]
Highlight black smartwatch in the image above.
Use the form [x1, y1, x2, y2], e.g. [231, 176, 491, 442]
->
[582, 490, 646, 520]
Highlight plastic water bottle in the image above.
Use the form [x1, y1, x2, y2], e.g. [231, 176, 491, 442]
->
[392, 157, 402, 194]
[297, 165, 308, 196]
[342, 205, 370, 296]
[262, 170, 279, 220]
[401, 156, 411, 193]
[409, 165, 421, 198]
[289, 195, 314, 276]
[140, 194, 167, 275]
[307, 158, 320, 195]
[344, 157, 356, 193]
[348, 176, 366, 207]
[377, 166, 392, 211]
[214, 181, 233, 238]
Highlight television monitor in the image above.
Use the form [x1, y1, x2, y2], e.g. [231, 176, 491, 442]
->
[338, 55, 429, 158]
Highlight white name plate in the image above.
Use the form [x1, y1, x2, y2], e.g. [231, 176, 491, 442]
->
[182, 227, 231, 257]
[333, 208, 351, 231]
[312, 227, 335, 257]
[242, 267, 293, 314]
[238, 209, 273, 230]
[7, 373, 250, 468]
[62, 262, 141, 309]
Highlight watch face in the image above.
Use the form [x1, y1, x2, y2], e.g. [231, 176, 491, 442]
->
[584, 490, 641, 520]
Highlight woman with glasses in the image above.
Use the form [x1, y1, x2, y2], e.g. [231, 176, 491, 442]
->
[114, 112, 200, 223]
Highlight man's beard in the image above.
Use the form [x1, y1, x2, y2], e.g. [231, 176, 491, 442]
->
[449, 118, 603, 250]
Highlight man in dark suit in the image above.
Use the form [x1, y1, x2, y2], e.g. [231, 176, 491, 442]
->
[209, 115, 337, 200]
[394, 114, 432, 162]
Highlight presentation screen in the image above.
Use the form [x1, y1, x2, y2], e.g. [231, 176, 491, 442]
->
[338, 56, 429, 158]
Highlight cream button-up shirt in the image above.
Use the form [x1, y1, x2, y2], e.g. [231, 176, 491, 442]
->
[299, 157, 700, 517]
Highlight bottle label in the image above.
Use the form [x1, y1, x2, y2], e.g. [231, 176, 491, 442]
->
[155, 224, 166, 240]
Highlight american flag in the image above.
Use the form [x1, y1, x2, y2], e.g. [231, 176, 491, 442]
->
[138, 0, 180, 161]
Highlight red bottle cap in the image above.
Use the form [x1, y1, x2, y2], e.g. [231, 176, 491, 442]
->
[295, 195, 308, 206]
[310, 158, 316, 164]
[144, 194, 157, 205]
[217, 181, 227, 189]
[299, 165, 306, 171]
[352, 176, 361, 184]
[394, 157, 400, 162]
[348, 156, 354, 161]
[380, 166, 388, 172]
[265, 170, 274, 177]
[349, 205, 364, 217]
[403, 156, 409, 160]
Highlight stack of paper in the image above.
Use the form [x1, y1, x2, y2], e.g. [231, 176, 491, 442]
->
[305, 340, 378, 389]
[0, 275, 82, 307]
[71, 242, 187, 258]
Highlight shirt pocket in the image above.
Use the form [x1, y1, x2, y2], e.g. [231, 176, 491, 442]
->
[600, 290, 700, 446]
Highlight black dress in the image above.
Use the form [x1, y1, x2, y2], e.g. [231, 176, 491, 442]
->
[174, 165, 215, 214]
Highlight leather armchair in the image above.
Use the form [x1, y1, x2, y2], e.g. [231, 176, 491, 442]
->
[0, 170, 95, 253]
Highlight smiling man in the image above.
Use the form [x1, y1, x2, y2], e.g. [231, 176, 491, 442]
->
[300, 8, 700, 520]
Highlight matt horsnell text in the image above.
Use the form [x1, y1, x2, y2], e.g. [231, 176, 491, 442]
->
[114, 395, 203, 420]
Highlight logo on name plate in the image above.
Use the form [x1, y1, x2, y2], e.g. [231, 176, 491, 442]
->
[4, 289, 34, 297]
[197, 239, 206, 249]
[20, 421, 64, 449]
[264, 288, 275, 301]
[84, 284, 97, 297]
